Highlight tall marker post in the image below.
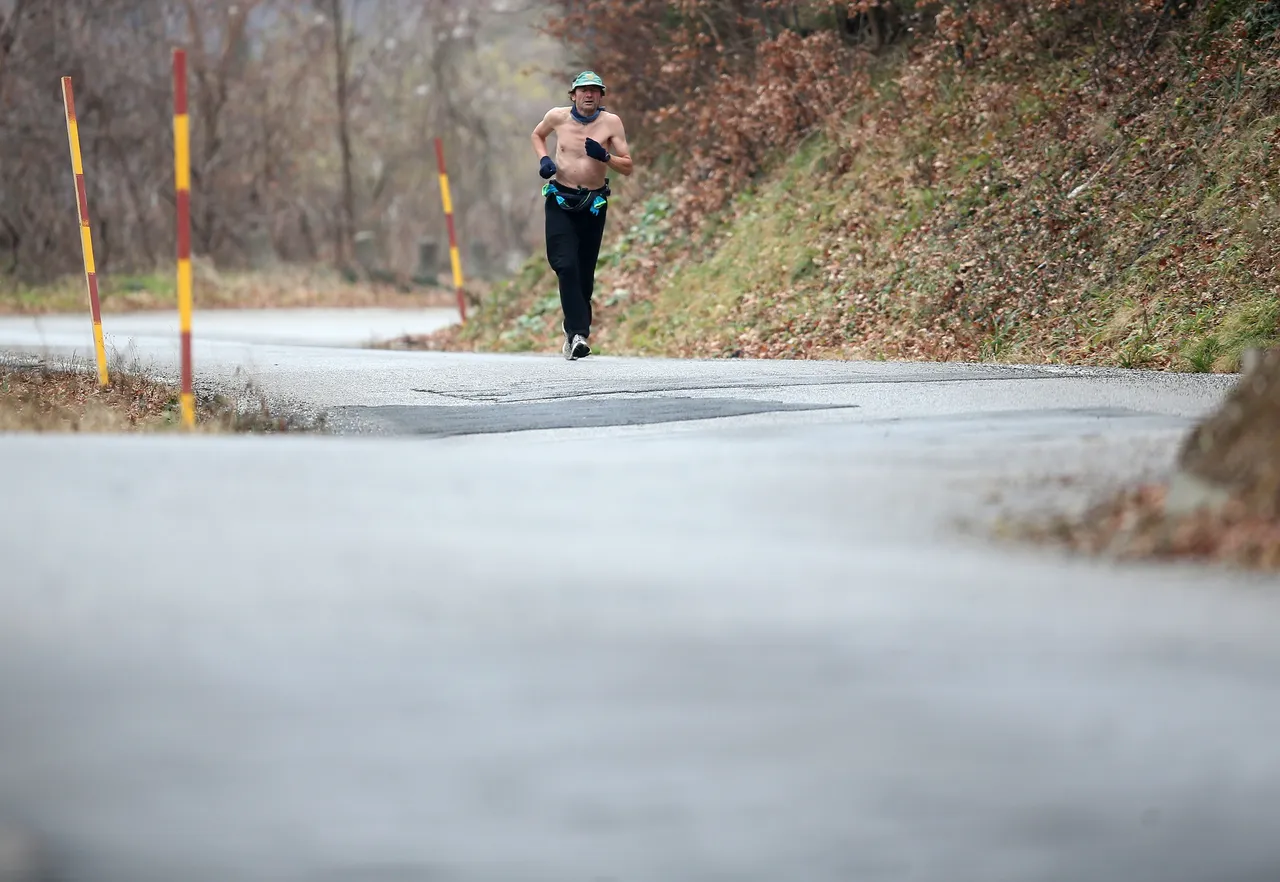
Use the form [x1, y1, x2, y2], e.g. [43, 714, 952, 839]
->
[434, 137, 467, 323]
[173, 49, 195, 427]
[60, 77, 109, 387]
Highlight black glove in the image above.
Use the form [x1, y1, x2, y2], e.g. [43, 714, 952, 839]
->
[584, 138, 609, 163]
[539, 156, 556, 179]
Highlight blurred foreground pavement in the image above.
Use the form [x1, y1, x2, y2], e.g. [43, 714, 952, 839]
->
[2, 311, 1278, 881]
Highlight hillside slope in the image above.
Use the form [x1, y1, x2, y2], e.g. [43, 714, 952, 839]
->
[419, 3, 1280, 372]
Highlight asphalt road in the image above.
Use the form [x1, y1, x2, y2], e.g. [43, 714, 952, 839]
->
[2, 310, 1278, 882]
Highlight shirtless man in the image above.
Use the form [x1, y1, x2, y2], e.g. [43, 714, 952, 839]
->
[531, 70, 633, 360]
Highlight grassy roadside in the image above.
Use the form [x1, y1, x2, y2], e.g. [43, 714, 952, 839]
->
[0, 264, 468, 316]
[410, 9, 1280, 373]
[0, 358, 323, 433]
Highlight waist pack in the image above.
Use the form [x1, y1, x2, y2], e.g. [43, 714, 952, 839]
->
[543, 179, 610, 216]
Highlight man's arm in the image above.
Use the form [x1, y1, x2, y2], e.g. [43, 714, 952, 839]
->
[531, 109, 558, 160]
[605, 118, 634, 176]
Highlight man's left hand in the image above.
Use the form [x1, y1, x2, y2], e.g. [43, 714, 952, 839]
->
[584, 138, 609, 163]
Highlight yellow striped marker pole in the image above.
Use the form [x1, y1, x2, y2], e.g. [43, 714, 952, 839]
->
[174, 49, 195, 427]
[434, 137, 467, 323]
[60, 77, 110, 387]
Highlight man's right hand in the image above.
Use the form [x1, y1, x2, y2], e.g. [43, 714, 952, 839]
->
[539, 156, 556, 179]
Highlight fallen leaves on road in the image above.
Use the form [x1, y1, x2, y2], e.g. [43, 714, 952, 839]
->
[371, 330, 469, 352]
[1020, 347, 1280, 571]
[1020, 483, 1280, 571]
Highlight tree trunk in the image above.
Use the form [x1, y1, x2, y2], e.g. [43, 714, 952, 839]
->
[328, 0, 356, 268]
[0, 0, 33, 95]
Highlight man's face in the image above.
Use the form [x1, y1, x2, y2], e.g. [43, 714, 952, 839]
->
[573, 86, 603, 113]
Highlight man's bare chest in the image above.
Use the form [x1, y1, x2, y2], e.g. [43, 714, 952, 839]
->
[556, 116, 613, 150]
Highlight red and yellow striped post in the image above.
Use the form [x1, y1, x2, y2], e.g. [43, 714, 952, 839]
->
[173, 49, 195, 427]
[60, 77, 109, 387]
[434, 137, 467, 323]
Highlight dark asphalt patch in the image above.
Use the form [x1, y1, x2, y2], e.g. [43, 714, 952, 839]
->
[410, 366, 1062, 404]
[330, 397, 855, 437]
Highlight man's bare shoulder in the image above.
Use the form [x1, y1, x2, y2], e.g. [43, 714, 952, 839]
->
[546, 106, 573, 125]
[601, 109, 625, 126]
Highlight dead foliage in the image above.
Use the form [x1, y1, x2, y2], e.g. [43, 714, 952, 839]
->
[1021, 483, 1280, 570]
[372, 332, 463, 352]
[0, 265, 464, 316]
[1021, 346, 1280, 570]
[1178, 345, 1280, 515]
[0, 360, 322, 433]
[546, 1, 1209, 228]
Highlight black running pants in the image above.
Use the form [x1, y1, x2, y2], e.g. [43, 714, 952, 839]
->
[545, 196, 607, 341]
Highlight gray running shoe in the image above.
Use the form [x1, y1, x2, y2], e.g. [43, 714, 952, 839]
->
[568, 334, 591, 360]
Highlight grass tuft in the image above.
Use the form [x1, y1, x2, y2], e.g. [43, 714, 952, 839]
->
[0, 356, 325, 434]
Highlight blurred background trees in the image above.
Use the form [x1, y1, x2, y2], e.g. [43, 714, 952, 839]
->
[0, 0, 564, 283]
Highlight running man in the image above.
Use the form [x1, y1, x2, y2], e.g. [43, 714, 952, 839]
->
[531, 70, 633, 360]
